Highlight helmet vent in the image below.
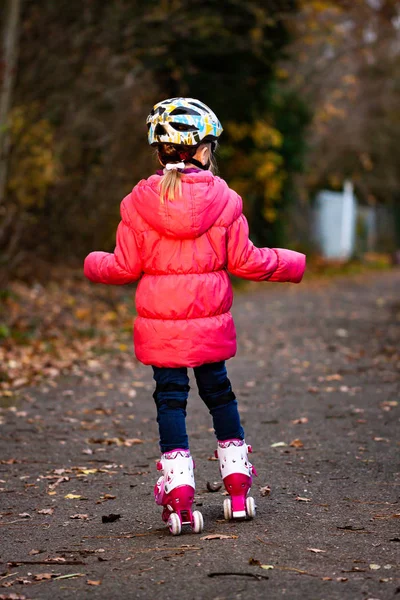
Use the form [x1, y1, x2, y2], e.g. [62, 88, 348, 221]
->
[189, 101, 211, 113]
[170, 123, 197, 132]
[154, 124, 167, 136]
[170, 107, 200, 116]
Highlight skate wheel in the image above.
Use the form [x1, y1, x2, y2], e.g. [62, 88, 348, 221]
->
[168, 512, 181, 536]
[223, 497, 232, 520]
[246, 496, 256, 519]
[192, 510, 204, 533]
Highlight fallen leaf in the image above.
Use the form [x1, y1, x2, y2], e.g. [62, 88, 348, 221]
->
[49, 476, 69, 490]
[97, 494, 116, 504]
[289, 439, 304, 448]
[28, 549, 41, 555]
[259, 485, 271, 497]
[70, 514, 89, 520]
[87, 580, 101, 586]
[37, 508, 54, 515]
[369, 564, 381, 570]
[336, 577, 348, 582]
[88, 437, 143, 446]
[295, 496, 311, 502]
[18, 513, 30, 519]
[124, 438, 144, 446]
[47, 557, 66, 563]
[101, 513, 121, 523]
[307, 548, 326, 553]
[248, 557, 261, 566]
[77, 469, 98, 475]
[291, 417, 308, 424]
[200, 534, 238, 540]
[270, 442, 287, 448]
[261, 565, 274, 570]
[64, 494, 82, 500]
[336, 328, 348, 338]
[53, 469, 67, 476]
[33, 573, 53, 581]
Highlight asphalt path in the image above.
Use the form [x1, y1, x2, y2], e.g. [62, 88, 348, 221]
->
[1, 270, 399, 600]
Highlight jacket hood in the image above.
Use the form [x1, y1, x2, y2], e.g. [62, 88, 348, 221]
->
[131, 171, 231, 239]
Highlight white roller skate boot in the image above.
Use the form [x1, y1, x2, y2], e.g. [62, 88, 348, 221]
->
[154, 449, 204, 535]
[215, 439, 257, 520]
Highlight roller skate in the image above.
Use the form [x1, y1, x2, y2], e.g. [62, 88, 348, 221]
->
[154, 449, 204, 536]
[215, 439, 257, 520]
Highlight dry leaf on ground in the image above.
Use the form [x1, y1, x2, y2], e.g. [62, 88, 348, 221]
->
[101, 513, 121, 523]
[289, 439, 304, 448]
[33, 573, 54, 581]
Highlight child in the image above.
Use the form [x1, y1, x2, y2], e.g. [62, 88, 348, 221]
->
[84, 97, 306, 535]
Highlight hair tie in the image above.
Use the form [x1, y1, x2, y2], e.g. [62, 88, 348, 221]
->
[165, 162, 185, 171]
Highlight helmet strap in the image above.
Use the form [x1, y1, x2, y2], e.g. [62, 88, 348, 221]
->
[188, 158, 209, 170]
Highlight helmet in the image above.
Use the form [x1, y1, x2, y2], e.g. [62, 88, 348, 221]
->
[146, 97, 223, 146]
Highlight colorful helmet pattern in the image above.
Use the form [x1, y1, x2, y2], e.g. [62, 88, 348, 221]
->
[147, 97, 223, 146]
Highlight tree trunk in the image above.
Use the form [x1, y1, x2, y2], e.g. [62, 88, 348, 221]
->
[0, 0, 21, 206]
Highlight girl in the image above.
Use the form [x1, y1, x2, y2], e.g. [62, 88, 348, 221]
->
[84, 97, 306, 535]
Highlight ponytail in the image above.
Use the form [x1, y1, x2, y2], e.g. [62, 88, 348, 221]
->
[157, 141, 218, 202]
[159, 168, 182, 204]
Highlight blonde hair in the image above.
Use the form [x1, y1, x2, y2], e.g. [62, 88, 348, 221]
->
[158, 143, 218, 203]
[159, 169, 182, 204]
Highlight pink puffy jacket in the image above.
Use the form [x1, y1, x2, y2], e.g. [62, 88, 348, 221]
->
[84, 170, 306, 367]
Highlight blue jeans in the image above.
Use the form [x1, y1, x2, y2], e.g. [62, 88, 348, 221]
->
[152, 361, 244, 452]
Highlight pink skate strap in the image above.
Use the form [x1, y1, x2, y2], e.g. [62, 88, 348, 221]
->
[163, 448, 191, 459]
[217, 439, 245, 448]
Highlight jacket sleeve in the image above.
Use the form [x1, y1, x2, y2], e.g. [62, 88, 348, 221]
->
[227, 213, 306, 283]
[84, 201, 142, 285]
